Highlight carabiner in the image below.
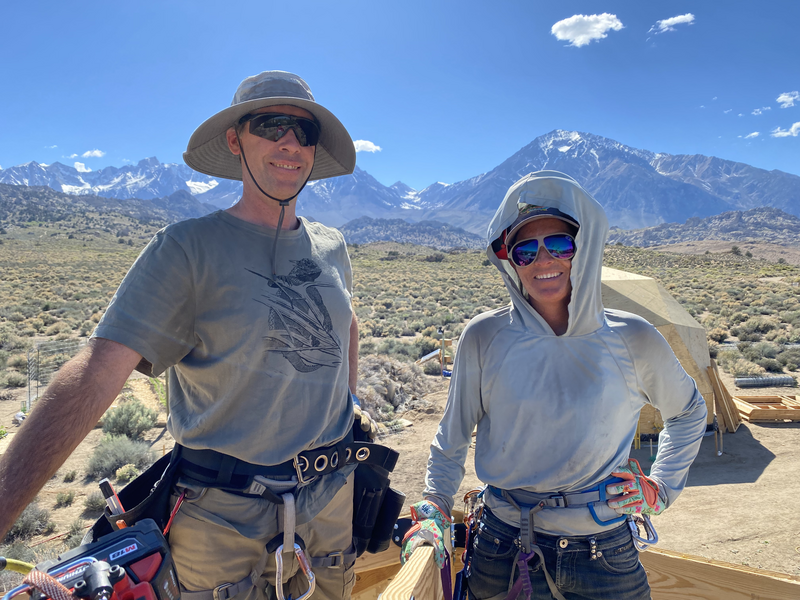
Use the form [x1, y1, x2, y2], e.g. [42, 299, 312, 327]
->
[274, 543, 316, 600]
[627, 515, 658, 552]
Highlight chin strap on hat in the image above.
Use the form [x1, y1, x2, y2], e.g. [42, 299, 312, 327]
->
[236, 131, 316, 276]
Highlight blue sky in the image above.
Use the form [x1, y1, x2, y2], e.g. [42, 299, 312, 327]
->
[1, 1, 798, 191]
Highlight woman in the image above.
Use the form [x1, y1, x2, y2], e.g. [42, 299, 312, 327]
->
[402, 171, 707, 600]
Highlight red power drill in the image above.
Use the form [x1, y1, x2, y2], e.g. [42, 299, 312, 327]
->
[5, 519, 179, 600]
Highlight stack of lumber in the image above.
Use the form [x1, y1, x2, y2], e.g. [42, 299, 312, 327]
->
[732, 395, 800, 423]
[707, 359, 741, 432]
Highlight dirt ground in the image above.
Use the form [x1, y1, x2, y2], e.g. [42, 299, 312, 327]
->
[2, 372, 799, 578]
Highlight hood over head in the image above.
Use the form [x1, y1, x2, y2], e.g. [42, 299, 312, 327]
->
[486, 170, 609, 337]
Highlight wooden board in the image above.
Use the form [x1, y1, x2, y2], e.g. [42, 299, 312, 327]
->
[707, 361, 740, 432]
[641, 547, 800, 600]
[354, 535, 800, 600]
[380, 546, 441, 600]
[732, 396, 800, 422]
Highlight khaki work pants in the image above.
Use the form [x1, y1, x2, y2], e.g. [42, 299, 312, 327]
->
[168, 474, 355, 600]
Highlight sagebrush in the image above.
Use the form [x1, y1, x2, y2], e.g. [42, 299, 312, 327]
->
[87, 435, 154, 479]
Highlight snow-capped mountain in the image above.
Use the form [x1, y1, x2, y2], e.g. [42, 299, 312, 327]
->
[3, 130, 799, 233]
[0, 158, 221, 202]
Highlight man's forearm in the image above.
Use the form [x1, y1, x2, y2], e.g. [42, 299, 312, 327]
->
[0, 338, 140, 538]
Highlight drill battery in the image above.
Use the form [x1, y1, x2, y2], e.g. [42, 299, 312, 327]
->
[32, 519, 179, 600]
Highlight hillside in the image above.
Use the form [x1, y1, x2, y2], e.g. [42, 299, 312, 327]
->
[607, 207, 800, 247]
[339, 217, 484, 250]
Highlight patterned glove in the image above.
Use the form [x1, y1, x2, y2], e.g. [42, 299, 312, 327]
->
[353, 401, 378, 441]
[401, 500, 452, 568]
[606, 458, 665, 515]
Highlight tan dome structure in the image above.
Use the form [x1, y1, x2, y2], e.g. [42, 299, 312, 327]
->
[601, 266, 714, 433]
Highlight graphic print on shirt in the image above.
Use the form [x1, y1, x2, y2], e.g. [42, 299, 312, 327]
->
[246, 258, 342, 372]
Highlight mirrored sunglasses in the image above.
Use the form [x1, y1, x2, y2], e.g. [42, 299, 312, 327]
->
[509, 233, 576, 267]
[239, 113, 321, 147]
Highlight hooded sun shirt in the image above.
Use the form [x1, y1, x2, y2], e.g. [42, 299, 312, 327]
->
[423, 171, 707, 536]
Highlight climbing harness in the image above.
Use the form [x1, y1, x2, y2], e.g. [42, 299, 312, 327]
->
[485, 479, 660, 600]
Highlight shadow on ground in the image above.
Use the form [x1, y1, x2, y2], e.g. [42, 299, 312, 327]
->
[631, 422, 800, 486]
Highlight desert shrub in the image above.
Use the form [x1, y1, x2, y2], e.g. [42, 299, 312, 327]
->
[64, 519, 85, 550]
[63, 470, 77, 483]
[6, 354, 27, 370]
[740, 317, 778, 335]
[730, 359, 766, 377]
[115, 463, 140, 483]
[5, 373, 26, 388]
[707, 327, 729, 343]
[84, 492, 107, 514]
[102, 400, 157, 440]
[414, 336, 439, 358]
[4, 502, 54, 542]
[55, 491, 75, 508]
[423, 360, 443, 376]
[424, 253, 445, 263]
[87, 435, 155, 479]
[777, 348, 800, 370]
[751, 342, 779, 359]
[356, 355, 430, 419]
[375, 339, 417, 361]
[756, 358, 784, 373]
[359, 340, 376, 355]
[707, 341, 719, 359]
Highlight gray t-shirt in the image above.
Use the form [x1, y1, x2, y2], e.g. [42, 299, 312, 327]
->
[94, 211, 354, 465]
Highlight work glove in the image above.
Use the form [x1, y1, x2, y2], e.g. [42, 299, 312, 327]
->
[401, 500, 452, 569]
[606, 458, 665, 516]
[353, 398, 379, 441]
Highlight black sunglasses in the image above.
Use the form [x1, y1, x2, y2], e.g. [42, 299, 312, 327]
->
[509, 234, 577, 267]
[238, 113, 321, 147]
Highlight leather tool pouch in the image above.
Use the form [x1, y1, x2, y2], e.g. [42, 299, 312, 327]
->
[351, 421, 405, 556]
[87, 445, 183, 543]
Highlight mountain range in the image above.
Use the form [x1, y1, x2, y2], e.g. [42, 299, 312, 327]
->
[607, 207, 800, 247]
[2, 130, 799, 233]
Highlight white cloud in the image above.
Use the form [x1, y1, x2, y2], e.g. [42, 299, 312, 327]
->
[551, 13, 623, 47]
[353, 140, 382, 153]
[648, 13, 694, 35]
[82, 149, 105, 158]
[752, 107, 771, 115]
[700, 105, 706, 109]
[68, 153, 78, 158]
[771, 122, 800, 137]
[724, 109, 732, 114]
[777, 91, 799, 108]
[738, 113, 743, 117]
[712, 96, 718, 101]
[74, 162, 91, 172]
[744, 132, 759, 139]
[45, 145, 57, 149]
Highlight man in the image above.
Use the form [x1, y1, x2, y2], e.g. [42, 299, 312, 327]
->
[0, 71, 367, 600]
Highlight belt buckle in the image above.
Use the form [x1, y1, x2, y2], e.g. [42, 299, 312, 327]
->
[549, 493, 568, 508]
[213, 583, 234, 600]
[326, 551, 343, 568]
[293, 455, 311, 485]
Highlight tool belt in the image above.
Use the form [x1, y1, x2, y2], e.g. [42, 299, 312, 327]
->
[177, 433, 398, 501]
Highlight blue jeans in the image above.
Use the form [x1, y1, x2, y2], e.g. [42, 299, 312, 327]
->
[466, 507, 651, 600]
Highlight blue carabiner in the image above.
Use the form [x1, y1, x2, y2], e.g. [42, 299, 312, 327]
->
[587, 476, 628, 527]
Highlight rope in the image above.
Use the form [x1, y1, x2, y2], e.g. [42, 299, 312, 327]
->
[23, 570, 73, 600]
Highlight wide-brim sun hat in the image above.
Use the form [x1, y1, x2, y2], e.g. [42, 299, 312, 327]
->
[183, 70, 356, 182]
